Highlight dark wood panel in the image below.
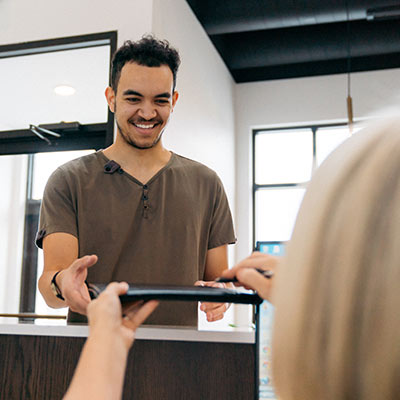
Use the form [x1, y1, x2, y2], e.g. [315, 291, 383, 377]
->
[125, 340, 255, 400]
[0, 334, 255, 400]
[0, 335, 84, 399]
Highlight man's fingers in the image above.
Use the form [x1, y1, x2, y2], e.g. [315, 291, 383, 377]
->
[72, 254, 98, 272]
[195, 280, 225, 289]
[205, 303, 227, 322]
[200, 301, 223, 312]
[207, 313, 224, 322]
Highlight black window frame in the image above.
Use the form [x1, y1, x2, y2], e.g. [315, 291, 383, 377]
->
[0, 31, 117, 318]
[252, 121, 349, 249]
[0, 30, 117, 155]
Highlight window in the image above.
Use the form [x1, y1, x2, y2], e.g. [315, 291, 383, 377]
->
[0, 32, 117, 321]
[33, 150, 94, 322]
[0, 31, 117, 154]
[253, 123, 359, 247]
[253, 122, 360, 397]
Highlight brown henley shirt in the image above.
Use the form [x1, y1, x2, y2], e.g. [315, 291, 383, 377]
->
[36, 151, 236, 326]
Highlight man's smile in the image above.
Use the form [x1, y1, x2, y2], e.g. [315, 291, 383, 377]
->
[128, 119, 162, 132]
[134, 122, 156, 129]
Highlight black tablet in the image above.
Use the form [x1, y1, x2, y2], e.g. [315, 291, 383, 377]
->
[87, 283, 262, 305]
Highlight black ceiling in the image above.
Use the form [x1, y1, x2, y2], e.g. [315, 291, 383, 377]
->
[185, 0, 400, 82]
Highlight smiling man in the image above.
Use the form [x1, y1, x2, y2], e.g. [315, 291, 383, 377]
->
[36, 36, 236, 326]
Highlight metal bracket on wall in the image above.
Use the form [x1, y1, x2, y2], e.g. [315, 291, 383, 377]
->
[29, 124, 61, 145]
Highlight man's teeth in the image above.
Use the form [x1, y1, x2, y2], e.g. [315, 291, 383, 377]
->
[134, 123, 155, 129]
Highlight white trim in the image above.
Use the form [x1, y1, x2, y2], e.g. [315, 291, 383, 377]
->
[0, 323, 255, 344]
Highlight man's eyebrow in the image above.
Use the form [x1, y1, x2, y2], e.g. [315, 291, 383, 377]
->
[122, 90, 143, 97]
[155, 92, 171, 99]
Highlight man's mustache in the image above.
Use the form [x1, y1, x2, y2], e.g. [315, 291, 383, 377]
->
[128, 118, 162, 124]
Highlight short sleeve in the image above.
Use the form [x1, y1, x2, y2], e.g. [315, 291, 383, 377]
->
[35, 167, 78, 249]
[207, 175, 236, 249]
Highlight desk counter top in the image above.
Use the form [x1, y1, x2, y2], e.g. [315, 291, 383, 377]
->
[0, 320, 255, 344]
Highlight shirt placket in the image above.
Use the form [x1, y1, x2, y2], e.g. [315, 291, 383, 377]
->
[142, 184, 149, 218]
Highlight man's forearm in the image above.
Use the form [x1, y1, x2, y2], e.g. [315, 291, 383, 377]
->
[38, 270, 67, 308]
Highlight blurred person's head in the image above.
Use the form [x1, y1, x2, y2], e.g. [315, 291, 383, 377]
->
[272, 116, 400, 400]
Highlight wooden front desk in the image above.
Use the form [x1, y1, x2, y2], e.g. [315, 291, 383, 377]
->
[0, 323, 256, 400]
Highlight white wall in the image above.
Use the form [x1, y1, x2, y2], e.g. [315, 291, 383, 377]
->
[0, 0, 153, 46]
[152, 0, 236, 219]
[234, 68, 400, 262]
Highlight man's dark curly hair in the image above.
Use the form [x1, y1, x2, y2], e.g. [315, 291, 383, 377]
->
[110, 35, 181, 92]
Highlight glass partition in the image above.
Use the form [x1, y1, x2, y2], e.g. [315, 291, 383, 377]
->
[0, 154, 28, 313]
[0, 32, 116, 320]
[1, 46, 110, 131]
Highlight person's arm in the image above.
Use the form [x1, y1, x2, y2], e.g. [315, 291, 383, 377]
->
[63, 282, 158, 400]
[220, 252, 280, 302]
[195, 245, 232, 322]
[38, 232, 97, 315]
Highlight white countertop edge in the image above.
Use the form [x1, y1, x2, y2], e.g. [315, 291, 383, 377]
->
[0, 324, 255, 344]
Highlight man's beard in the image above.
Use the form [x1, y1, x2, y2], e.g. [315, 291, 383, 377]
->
[116, 120, 164, 150]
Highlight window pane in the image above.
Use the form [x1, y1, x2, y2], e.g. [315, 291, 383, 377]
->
[316, 126, 353, 166]
[255, 187, 305, 242]
[0, 154, 28, 314]
[1, 45, 110, 131]
[33, 149, 94, 320]
[255, 129, 313, 184]
[32, 149, 95, 200]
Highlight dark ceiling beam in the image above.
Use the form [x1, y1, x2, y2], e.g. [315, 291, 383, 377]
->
[187, 0, 400, 34]
[232, 51, 400, 83]
[210, 19, 400, 70]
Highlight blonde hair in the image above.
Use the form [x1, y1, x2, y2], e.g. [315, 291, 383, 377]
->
[272, 116, 400, 400]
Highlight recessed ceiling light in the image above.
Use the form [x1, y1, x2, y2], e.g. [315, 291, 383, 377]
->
[54, 85, 76, 96]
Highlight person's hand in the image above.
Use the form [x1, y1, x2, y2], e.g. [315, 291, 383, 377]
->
[57, 255, 98, 315]
[194, 280, 230, 322]
[87, 282, 159, 351]
[220, 252, 280, 302]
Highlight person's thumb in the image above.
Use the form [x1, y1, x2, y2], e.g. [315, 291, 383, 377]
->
[72, 254, 98, 272]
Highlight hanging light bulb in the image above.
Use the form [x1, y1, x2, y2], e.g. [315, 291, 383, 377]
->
[345, 0, 354, 134]
[347, 72, 353, 134]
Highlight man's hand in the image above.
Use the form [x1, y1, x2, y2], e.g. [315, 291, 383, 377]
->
[219, 252, 280, 302]
[194, 280, 230, 322]
[57, 255, 98, 315]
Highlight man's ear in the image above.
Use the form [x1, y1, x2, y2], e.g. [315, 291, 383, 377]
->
[105, 86, 116, 113]
[171, 91, 179, 110]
